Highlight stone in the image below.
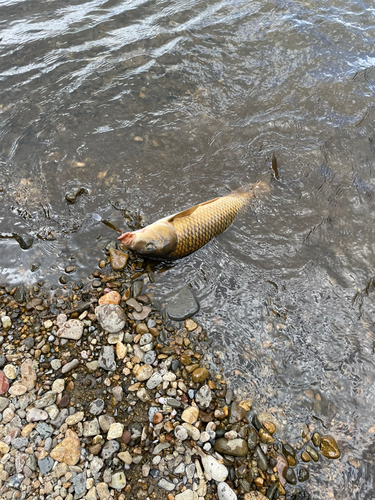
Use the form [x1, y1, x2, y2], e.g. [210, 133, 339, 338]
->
[109, 248, 128, 270]
[83, 419, 100, 437]
[0, 396, 9, 412]
[98, 346, 116, 371]
[66, 411, 84, 425]
[57, 319, 83, 340]
[98, 414, 115, 432]
[182, 423, 200, 441]
[50, 429, 81, 465]
[158, 478, 175, 491]
[99, 291, 121, 305]
[320, 435, 340, 459]
[195, 385, 212, 409]
[0, 442, 10, 454]
[126, 298, 142, 312]
[72, 471, 87, 497]
[118, 451, 132, 465]
[276, 454, 288, 486]
[175, 490, 198, 500]
[192, 367, 209, 383]
[89, 399, 105, 416]
[50, 359, 62, 370]
[144, 350, 157, 364]
[95, 304, 126, 333]
[185, 319, 197, 331]
[96, 483, 110, 500]
[181, 406, 199, 424]
[116, 341, 127, 359]
[135, 364, 153, 381]
[107, 422, 124, 439]
[201, 453, 228, 481]
[61, 358, 79, 374]
[111, 471, 126, 489]
[35, 391, 56, 408]
[38, 456, 54, 475]
[174, 425, 188, 441]
[58, 393, 70, 408]
[217, 482, 238, 500]
[36, 422, 54, 439]
[8, 473, 24, 489]
[243, 493, 268, 500]
[214, 438, 248, 457]
[101, 440, 120, 459]
[166, 286, 199, 321]
[0, 370, 9, 395]
[1, 316, 12, 329]
[229, 401, 246, 423]
[4, 364, 17, 379]
[52, 379, 65, 394]
[26, 408, 48, 422]
[132, 306, 151, 321]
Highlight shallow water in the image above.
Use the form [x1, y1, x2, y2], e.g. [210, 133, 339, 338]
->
[1, 0, 375, 497]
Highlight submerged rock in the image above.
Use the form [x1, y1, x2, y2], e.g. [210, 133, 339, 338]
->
[166, 286, 199, 321]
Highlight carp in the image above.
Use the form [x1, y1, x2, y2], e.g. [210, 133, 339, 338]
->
[118, 181, 269, 259]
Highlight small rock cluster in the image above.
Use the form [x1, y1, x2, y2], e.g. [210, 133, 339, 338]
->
[0, 245, 341, 500]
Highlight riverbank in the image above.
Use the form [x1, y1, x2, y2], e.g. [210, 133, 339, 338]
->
[0, 242, 340, 500]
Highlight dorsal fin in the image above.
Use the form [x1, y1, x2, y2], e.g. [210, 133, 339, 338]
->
[164, 197, 221, 222]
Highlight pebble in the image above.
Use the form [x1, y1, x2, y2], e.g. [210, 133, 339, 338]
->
[52, 379, 65, 393]
[83, 419, 101, 437]
[320, 435, 340, 459]
[101, 440, 120, 459]
[89, 399, 105, 415]
[4, 364, 17, 379]
[38, 456, 54, 475]
[167, 286, 199, 321]
[195, 384, 212, 409]
[0, 371, 10, 395]
[214, 438, 248, 457]
[61, 358, 80, 374]
[107, 422, 124, 439]
[158, 478, 176, 491]
[109, 248, 128, 270]
[111, 471, 127, 489]
[192, 366, 209, 383]
[50, 429, 81, 465]
[217, 482, 238, 500]
[98, 291, 121, 305]
[174, 425, 189, 441]
[201, 453, 229, 481]
[181, 406, 199, 424]
[1, 316, 11, 329]
[118, 451, 132, 465]
[135, 364, 153, 381]
[133, 306, 151, 321]
[26, 408, 48, 422]
[98, 346, 116, 371]
[57, 319, 83, 340]
[95, 304, 126, 333]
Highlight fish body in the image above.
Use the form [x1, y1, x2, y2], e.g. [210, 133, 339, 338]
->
[118, 181, 269, 260]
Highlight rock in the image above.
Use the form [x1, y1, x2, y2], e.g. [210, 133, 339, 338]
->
[135, 364, 153, 381]
[98, 414, 115, 432]
[50, 429, 81, 465]
[72, 471, 87, 497]
[132, 306, 151, 321]
[144, 350, 156, 364]
[166, 286, 199, 321]
[38, 456, 54, 475]
[217, 482, 238, 500]
[4, 364, 17, 379]
[182, 423, 201, 441]
[107, 422, 124, 440]
[101, 440, 120, 459]
[83, 419, 100, 437]
[126, 298, 142, 312]
[192, 367, 209, 383]
[95, 304, 126, 333]
[86, 487, 97, 500]
[111, 471, 126, 490]
[283, 467, 297, 485]
[158, 478, 175, 491]
[116, 341, 127, 360]
[214, 438, 248, 457]
[201, 453, 228, 481]
[0, 370, 9, 395]
[195, 385, 212, 409]
[26, 408, 48, 422]
[89, 399, 105, 416]
[175, 489, 198, 500]
[57, 319, 83, 340]
[275, 455, 288, 486]
[320, 435, 340, 459]
[229, 401, 246, 423]
[174, 425, 188, 441]
[8, 473, 24, 489]
[306, 445, 319, 462]
[298, 467, 310, 482]
[181, 406, 199, 424]
[185, 318, 198, 331]
[1, 316, 12, 329]
[243, 493, 268, 500]
[96, 483, 110, 500]
[118, 451, 132, 465]
[35, 391, 56, 408]
[99, 291, 121, 305]
[61, 358, 80, 374]
[98, 346, 116, 371]
[52, 379, 65, 394]
[144, 373, 161, 391]
[109, 248, 128, 270]
[0, 396, 9, 411]
[66, 412, 84, 425]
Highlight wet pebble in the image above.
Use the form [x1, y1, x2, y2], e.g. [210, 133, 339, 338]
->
[95, 304, 126, 333]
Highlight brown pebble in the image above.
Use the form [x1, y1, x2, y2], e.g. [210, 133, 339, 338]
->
[153, 412, 163, 424]
[122, 431, 131, 444]
[89, 444, 102, 455]
[149, 328, 159, 337]
[99, 291, 121, 305]
[192, 367, 209, 384]
[58, 393, 70, 408]
[263, 421, 276, 435]
[301, 451, 311, 462]
[66, 381, 74, 391]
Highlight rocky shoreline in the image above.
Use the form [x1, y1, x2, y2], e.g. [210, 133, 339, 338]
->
[0, 243, 341, 500]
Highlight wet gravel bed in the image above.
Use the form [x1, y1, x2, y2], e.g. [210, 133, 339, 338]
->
[0, 244, 341, 500]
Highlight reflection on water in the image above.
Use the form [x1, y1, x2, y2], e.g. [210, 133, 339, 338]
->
[1, 0, 375, 496]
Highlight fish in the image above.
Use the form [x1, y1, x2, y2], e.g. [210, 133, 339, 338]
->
[118, 181, 270, 260]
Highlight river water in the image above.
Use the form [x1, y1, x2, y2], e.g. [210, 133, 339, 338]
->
[1, 0, 375, 497]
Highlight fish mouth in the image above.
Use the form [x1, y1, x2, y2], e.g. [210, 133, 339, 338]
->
[117, 232, 133, 247]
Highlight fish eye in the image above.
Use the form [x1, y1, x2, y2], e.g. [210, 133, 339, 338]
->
[145, 243, 155, 252]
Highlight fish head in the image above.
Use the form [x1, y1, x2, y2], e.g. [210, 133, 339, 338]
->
[118, 222, 177, 259]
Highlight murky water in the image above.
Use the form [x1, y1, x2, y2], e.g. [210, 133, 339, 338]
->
[1, 0, 375, 497]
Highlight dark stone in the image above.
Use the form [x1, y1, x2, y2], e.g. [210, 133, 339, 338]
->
[298, 467, 310, 482]
[58, 393, 70, 408]
[13, 285, 27, 303]
[121, 430, 131, 444]
[247, 426, 258, 450]
[283, 467, 297, 485]
[282, 443, 296, 459]
[0, 355, 6, 368]
[252, 414, 263, 431]
[23, 337, 35, 349]
[256, 445, 268, 471]
[171, 359, 180, 372]
[166, 286, 199, 321]
[65, 187, 87, 204]
[290, 489, 311, 500]
[229, 401, 246, 423]
[266, 482, 278, 499]
[149, 468, 159, 479]
[15, 234, 33, 250]
[215, 426, 225, 438]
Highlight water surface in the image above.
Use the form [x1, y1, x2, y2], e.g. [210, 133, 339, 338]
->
[1, 0, 375, 497]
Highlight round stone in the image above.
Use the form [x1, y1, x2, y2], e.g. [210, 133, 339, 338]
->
[95, 304, 126, 333]
[174, 425, 188, 441]
[135, 364, 153, 381]
[107, 422, 124, 440]
[181, 406, 199, 424]
[191, 367, 209, 384]
[99, 291, 121, 305]
[57, 319, 83, 340]
[3, 364, 17, 380]
[320, 435, 340, 459]
[109, 248, 128, 271]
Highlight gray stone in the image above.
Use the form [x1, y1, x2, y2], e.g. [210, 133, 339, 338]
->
[62, 359, 80, 374]
[144, 350, 157, 365]
[57, 319, 83, 340]
[36, 423, 54, 439]
[158, 478, 175, 491]
[166, 286, 199, 321]
[195, 385, 212, 410]
[217, 482, 238, 500]
[101, 440, 120, 459]
[72, 471, 87, 497]
[0, 397, 9, 412]
[98, 346, 116, 371]
[38, 456, 54, 476]
[34, 391, 57, 408]
[146, 372, 162, 390]
[95, 304, 126, 333]
[214, 438, 248, 457]
[12, 437, 28, 449]
[140, 333, 153, 346]
[50, 409, 69, 427]
[89, 399, 105, 416]
[8, 474, 24, 489]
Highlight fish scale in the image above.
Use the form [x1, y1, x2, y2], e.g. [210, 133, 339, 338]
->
[169, 192, 250, 259]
